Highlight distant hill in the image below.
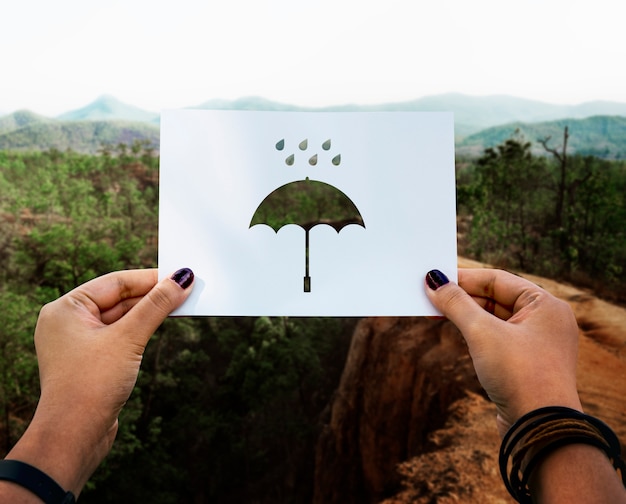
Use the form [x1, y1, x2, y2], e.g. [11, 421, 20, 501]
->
[0, 120, 159, 154]
[197, 96, 309, 112]
[1, 114, 622, 159]
[381, 94, 626, 130]
[195, 95, 477, 137]
[457, 115, 626, 159]
[0, 110, 55, 135]
[0, 114, 624, 159]
[1, 94, 626, 156]
[194, 93, 626, 138]
[2, 93, 626, 132]
[57, 95, 159, 123]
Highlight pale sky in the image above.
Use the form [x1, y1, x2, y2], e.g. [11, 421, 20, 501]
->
[2, 0, 624, 117]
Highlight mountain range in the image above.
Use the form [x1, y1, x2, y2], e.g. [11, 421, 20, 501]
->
[1, 94, 625, 157]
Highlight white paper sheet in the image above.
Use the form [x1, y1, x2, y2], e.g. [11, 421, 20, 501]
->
[159, 110, 457, 316]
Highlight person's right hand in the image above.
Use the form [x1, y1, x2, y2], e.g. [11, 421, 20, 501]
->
[424, 268, 582, 437]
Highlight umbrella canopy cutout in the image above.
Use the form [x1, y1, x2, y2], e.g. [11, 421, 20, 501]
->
[250, 177, 365, 292]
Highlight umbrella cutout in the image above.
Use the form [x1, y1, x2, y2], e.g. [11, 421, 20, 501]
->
[249, 177, 365, 292]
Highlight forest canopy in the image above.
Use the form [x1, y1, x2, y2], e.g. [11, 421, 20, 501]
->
[457, 129, 626, 300]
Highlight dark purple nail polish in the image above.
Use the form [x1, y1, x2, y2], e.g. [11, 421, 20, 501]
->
[171, 268, 194, 289]
[426, 269, 449, 290]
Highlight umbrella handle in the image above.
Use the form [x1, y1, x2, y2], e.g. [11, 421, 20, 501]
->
[304, 228, 311, 292]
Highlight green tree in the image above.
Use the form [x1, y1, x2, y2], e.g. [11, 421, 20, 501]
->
[458, 130, 626, 301]
[466, 135, 548, 270]
[0, 290, 39, 452]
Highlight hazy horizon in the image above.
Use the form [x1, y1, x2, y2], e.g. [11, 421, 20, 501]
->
[4, 91, 626, 120]
[2, 0, 625, 116]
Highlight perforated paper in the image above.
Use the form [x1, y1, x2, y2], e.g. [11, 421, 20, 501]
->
[159, 110, 457, 316]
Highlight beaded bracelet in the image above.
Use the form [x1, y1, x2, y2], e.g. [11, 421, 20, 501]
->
[0, 460, 75, 503]
[499, 406, 626, 503]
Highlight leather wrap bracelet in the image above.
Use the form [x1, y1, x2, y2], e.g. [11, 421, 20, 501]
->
[499, 406, 626, 503]
[0, 459, 75, 503]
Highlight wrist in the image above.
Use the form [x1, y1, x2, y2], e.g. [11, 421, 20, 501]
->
[499, 407, 626, 503]
[0, 460, 76, 503]
[498, 391, 583, 437]
[5, 402, 115, 497]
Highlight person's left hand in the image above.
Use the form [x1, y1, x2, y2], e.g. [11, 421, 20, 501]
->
[5, 268, 194, 498]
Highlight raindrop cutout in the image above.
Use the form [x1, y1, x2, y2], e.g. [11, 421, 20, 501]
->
[322, 139, 331, 151]
[299, 139, 308, 150]
[309, 154, 318, 166]
[275, 139, 285, 151]
[332, 154, 341, 166]
[285, 154, 295, 166]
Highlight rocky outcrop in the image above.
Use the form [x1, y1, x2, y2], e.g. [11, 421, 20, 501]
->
[313, 316, 482, 503]
[313, 259, 626, 503]
[381, 392, 510, 504]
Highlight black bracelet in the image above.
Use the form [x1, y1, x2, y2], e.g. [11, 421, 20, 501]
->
[0, 460, 76, 503]
[499, 406, 626, 503]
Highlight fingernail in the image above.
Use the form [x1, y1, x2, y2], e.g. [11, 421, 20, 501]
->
[426, 269, 449, 290]
[171, 268, 194, 289]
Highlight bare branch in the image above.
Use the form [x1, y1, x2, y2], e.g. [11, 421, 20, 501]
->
[538, 134, 563, 162]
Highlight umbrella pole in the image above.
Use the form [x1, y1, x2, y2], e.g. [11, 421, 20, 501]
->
[304, 228, 311, 292]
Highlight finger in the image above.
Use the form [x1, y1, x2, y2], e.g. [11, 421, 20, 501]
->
[72, 269, 158, 314]
[468, 294, 514, 320]
[114, 268, 195, 347]
[99, 296, 144, 325]
[425, 269, 499, 340]
[458, 268, 544, 314]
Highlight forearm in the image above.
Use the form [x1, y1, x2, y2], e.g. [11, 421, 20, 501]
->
[0, 404, 113, 501]
[530, 443, 626, 503]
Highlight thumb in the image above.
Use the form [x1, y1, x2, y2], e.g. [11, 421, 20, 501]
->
[118, 268, 195, 347]
[425, 269, 493, 342]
